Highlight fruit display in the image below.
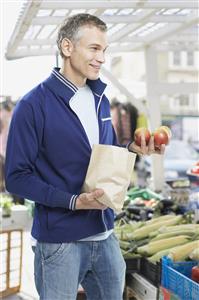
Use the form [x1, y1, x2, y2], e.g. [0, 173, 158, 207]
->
[121, 187, 162, 222]
[121, 186, 189, 222]
[187, 162, 199, 187]
[190, 166, 199, 175]
[188, 162, 199, 177]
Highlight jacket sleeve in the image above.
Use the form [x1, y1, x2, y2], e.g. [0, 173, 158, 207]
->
[112, 128, 133, 151]
[5, 99, 77, 209]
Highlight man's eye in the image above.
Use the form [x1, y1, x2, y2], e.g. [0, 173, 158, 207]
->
[91, 47, 98, 50]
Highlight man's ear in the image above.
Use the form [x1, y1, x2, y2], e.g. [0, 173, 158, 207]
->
[61, 38, 73, 57]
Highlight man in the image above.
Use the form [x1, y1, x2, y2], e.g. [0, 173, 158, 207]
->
[5, 14, 164, 300]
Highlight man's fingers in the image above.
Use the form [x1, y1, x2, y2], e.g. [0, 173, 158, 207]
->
[80, 189, 104, 201]
[140, 133, 147, 155]
[94, 201, 107, 210]
[160, 144, 166, 155]
[148, 136, 155, 155]
[78, 193, 90, 202]
[78, 189, 104, 203]
[140, 132, 146, 148]
[76, 191, 107, 210]
[86, 189, 104, 202]
[93, 189, 104, 199]
[148, 136, 154, 150]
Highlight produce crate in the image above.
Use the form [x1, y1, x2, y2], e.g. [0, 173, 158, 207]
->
[0, 229, 23, 298]
[139, 257, 161, 287]
[125, 272, 158, 300]
[161, 256, 199, 300]
[125, 257, 140, 274]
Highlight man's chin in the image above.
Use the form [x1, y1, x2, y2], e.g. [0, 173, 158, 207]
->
[88, 74, 99, 80]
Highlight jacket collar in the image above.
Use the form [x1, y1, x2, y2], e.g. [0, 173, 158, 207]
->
[52, 68, 78, 93]
[45, 68, 107, 103]
[86, 78, 107, 97]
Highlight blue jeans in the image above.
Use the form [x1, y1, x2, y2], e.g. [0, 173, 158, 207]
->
[33, 233, 126, 300]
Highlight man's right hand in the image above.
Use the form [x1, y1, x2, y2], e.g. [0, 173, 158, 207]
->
[75, 189, 107, 210]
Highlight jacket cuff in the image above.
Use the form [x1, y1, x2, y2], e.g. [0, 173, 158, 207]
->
[69, 194, 79, 210]
[126, 142, 137, 154]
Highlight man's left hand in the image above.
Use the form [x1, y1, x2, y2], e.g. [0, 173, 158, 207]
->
[128, 135, 165, 155]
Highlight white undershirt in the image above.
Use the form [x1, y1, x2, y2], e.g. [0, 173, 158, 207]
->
[70, 85, 112, 241]
[70, 85, 99, 147]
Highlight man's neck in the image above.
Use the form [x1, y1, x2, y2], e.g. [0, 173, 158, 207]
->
[59, 64, 86, 88]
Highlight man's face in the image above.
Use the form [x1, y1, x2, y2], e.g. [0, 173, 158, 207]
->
[67, 26, 108, 85]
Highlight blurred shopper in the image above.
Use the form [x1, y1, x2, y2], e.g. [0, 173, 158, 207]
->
[5, 14, 164, 300]
[111, 100, 136, 146]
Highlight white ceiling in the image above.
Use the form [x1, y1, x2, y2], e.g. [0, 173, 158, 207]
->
[5, 0, 199, 60]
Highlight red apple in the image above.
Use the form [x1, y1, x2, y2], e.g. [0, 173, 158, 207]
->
[159, 126, 172, 139]
[134, 127, 151, 146]
[153, 128, 169, 149]
[153, 126, 172, 149]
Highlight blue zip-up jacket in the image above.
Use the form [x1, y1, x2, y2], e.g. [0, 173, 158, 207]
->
[5, 68, 119, 242]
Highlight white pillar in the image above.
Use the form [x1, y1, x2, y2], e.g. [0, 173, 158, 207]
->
[145, 46, 165, 191]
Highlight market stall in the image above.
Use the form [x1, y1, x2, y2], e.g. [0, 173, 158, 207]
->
[116, 181, 199, 300]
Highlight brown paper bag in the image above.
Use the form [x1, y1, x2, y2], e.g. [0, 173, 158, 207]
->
[82, 144, 136, 213]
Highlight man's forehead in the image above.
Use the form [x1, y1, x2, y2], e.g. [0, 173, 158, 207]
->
[76, 25, 107, 41]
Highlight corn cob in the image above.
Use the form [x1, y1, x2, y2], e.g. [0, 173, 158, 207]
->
[158, 224, 199, 234]
[119, 240, 132, 250]
[189, 248, 199, 260]
[122, 251, 141, 259]
[121, 222, 143, 232]
[137, 235, 190, 256]
[151, 229, 198, 241]
[148, 247, 175, 263]
[148, 231, 159, 238]
[114, 222, 143, 240]
[145, 214, 177, 225]
[131, 215, 183, 240]
[168, 240, 199, 262]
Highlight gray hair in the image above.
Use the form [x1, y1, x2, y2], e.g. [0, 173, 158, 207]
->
[57, 13, 107, 57]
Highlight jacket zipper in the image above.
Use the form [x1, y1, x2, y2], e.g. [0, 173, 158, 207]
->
[96, 93, 103, 117]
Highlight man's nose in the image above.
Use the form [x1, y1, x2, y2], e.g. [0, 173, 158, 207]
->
[96, 51, 105, 63]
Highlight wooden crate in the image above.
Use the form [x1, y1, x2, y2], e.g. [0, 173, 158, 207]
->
[0, 229, 23, 298]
